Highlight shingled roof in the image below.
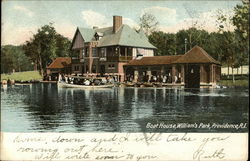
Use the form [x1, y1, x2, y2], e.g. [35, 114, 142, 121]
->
[78, 28, 96, 42]
[126, 55, 182, 66]
[47, 57, 71, 69]
[126, 46, 220, 66]
[75, 25, 156, 49]
[97, 25, 156, 48]
[173, 46, 220, 64]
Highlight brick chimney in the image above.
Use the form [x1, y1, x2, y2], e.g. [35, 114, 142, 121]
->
[113, 16, 122, 33]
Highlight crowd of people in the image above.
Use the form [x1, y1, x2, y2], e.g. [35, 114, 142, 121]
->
[58, 74, 118, 86]
[126, 74, 182, 83]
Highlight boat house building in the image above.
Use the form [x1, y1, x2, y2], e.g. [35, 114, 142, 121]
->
[125, 46, 221, 88]
[47, 15, 221, 88]
[70, 15, 156, 82]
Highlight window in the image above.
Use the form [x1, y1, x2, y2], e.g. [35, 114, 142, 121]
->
[74, 65, 80, 71]
[92, 65, 96, 73]
[85, 48, 89, 57]
[82, 49, 85, 57]
[100, 48, 106, 57]
[120, 47, 125, 56]
[95, 32, 103, 41]
[108, 64, 115, 69]
[128, 47, 132, 56]
[115, 47, 119, 55]
[95, 34, 99, 41]
[92, 48, 97, 57]
[120, 47, 132, 57]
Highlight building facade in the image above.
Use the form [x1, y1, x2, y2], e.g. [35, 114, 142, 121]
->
[124, 46, 221, 88]
[70, 15, 156, 81]
[47, 15, 222, 88]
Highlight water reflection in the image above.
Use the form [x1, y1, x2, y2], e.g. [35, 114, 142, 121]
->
[1, 84, 249, 132]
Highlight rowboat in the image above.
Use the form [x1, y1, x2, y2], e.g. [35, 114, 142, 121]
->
[57, 81, 114, 89]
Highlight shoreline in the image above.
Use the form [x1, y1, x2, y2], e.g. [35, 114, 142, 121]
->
[1, 80, 248, 89]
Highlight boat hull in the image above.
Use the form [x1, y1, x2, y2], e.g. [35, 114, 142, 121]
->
[58, 82, 114, 89]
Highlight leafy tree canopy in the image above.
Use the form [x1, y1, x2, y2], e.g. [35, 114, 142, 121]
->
[1, 45, 33, 73]
[232, 0, 249, 40]
[23, 23, 72, 76]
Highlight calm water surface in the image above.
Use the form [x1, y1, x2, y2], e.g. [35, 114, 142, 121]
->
[1, 83, 248, 132]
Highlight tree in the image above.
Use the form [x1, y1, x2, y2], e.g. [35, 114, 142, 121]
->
[232, 0, 249, 41]
[183, 3, 208, 51]
[221, 31, 240, 82]
[1, 45, 33, 73]
[148, 31, 177, 56]
[1, 46, 15, 73]
[23, 23, 72, 77]
[206, 32, 229, 64]
[232, 0, 249, 72]
[139, 13, 159, 36]
[216, 0, 249, 81]
[55, 34, 72, 57]
[175, 28, 209, 54]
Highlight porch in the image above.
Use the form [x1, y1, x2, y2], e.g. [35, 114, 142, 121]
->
[124, 63, 220, 88]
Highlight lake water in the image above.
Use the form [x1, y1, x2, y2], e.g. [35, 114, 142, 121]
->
[1, 83, 248, 132]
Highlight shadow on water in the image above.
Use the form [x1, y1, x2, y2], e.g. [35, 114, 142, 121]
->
[137, 88, 249, 133]
[1, 84, 249, 132]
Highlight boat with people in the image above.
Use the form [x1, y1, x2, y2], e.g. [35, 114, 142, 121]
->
[57, 74, 115, 89]
[57, 81, 114, 89]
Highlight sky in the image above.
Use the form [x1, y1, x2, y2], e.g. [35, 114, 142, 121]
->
[2, 0, 242, 45]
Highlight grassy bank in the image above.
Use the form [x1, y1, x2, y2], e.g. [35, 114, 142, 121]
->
[1, 71, 42, 82]
[218, 79, 249, 88]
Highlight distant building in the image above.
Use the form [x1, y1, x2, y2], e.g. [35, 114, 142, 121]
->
[70, 15, 156, 81]
[221, 65, 249, 76]
[46, 57, 71, 80]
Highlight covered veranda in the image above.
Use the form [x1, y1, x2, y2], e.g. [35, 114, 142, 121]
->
[124, 46, 221, 88]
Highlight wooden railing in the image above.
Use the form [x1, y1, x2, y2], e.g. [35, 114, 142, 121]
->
[119, 56, 133, 61]
[106, 56, 133, 62]
[72, 56, 133, 63]
[107, 56, 119, 62]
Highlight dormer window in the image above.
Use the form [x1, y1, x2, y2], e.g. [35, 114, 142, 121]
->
[94, 32, 103, 41]
[94, 34, 99, 41]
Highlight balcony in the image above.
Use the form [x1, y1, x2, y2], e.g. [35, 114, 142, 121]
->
[107, 56, 119, 62]
[106, 56, 133, 62]
[119, 56, 133, 62]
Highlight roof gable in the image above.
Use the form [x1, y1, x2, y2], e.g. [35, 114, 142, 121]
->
[78, 27, 96, 42]
[71, 29, 85, 49]
[47, 57, 71, 69]
[173, 46, 220, 64]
